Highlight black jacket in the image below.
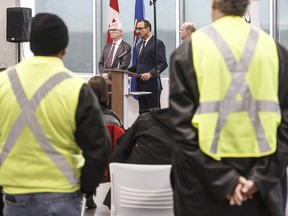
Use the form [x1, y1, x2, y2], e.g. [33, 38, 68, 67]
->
[169, 34, 288, 215]
[111, 108, 173, 164]
[76, 84, 111, 195]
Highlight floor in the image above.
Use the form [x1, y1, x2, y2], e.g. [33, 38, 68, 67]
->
[83, 183, 111, 216]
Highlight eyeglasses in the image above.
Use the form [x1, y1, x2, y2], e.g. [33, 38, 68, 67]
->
[135, 27, 145, 31]
[109, 29, 119, 32]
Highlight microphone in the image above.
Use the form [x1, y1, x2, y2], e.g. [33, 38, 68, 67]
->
[116, 48, 131, 60]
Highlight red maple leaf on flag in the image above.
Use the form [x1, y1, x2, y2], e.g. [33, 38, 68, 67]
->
[107, 0, 120, 43]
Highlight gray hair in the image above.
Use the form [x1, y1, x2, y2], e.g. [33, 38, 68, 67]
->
[109, 22, 124, 31]
[215, 0, 250, 17]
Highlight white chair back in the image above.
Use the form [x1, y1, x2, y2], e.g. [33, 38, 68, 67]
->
[110, 163, 173, 216]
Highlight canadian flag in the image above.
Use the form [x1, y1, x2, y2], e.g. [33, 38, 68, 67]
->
[107, 0, 120, 43]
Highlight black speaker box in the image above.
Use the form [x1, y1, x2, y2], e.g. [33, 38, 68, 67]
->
[6, 7, 32, 43]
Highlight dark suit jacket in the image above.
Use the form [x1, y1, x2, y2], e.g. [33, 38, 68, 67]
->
[98, 40, 131, 75]
[128, 36, 168, 91]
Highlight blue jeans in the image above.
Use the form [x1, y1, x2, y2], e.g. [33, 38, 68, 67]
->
[4, 191, 82, 216]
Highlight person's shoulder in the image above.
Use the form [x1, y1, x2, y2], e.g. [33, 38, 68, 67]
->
[121, 40, 131, 47]
[103, 108, 116, 115]
[173, 38, 191, 57]
[103, 109, 122, 126]
[155, 37, 165, 46]
[0, 68, 8, 81]
[253, 25, 283, 54]
[138, 108, 160, 121]
[152, 36, 161, 42]
[57, 69, 86, 90]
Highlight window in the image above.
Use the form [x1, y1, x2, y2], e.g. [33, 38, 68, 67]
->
[35, 0, 94, 74]
[258, 0, 269, 34]
[184, 0, 211, 29]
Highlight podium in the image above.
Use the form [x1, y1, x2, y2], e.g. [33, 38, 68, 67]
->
[103, 69, 146, 128]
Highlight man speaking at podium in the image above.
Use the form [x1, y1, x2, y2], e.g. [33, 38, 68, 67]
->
[128, 20, 168, 111]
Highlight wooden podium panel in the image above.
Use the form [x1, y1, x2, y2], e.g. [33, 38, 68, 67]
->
[104, 69, 140, 128]
[111, 70, 125, 121]
[104, 69, 151, 128]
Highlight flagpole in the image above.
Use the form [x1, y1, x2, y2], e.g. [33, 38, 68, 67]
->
[149, 0, 159, 108]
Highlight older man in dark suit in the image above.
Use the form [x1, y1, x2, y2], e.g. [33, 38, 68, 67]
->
[128, 20, 168, 111]
[98, 22, 131, 84]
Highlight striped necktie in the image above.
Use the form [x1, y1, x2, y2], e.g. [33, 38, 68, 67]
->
[105, 43, 116, 69]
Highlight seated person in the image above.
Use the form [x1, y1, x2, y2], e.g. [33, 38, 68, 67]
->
[88, 76, 123, 128]
[88, 76, 126, 209]
[87, 75, 123, 209]
[103, 108, 173, 208]
[112, 108, 173, 164]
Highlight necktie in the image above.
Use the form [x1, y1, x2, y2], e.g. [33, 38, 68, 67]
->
[139, 40, 146, 55]
[105, 43, 116, 69]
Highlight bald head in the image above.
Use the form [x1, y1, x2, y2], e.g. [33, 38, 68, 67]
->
[179, 22, 196, 40]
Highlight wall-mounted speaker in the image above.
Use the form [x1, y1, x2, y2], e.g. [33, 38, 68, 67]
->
[6, 7, 32, 43]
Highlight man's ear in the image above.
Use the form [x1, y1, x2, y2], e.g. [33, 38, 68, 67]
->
[59, 48, 66, 59]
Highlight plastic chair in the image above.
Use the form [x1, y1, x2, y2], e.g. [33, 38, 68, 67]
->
[110, 163, 173, 216]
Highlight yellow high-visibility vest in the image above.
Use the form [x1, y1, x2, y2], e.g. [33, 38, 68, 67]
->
[192, 17, 280, 161]
[0, 61, 85, 194]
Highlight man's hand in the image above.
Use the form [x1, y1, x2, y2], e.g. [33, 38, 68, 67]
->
[140, 72, 152, 81]
[226, 176, 257, 206]
[240, 177, 257, 197]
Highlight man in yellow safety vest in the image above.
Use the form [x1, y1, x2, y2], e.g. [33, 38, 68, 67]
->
[0, 13, 111, 215]
[169, 0, 288, 215]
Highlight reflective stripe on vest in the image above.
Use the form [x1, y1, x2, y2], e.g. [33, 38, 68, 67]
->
[195, 26, 280, 155]
[0, 68, 78, 186]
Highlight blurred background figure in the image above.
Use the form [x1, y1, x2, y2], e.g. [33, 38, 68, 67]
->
[179, 21, 196, 40]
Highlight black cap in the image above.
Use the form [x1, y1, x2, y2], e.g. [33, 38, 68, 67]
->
[29, 13, 68, 56]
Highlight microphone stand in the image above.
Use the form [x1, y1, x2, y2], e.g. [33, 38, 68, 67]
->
[150, 0, 159, 108]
